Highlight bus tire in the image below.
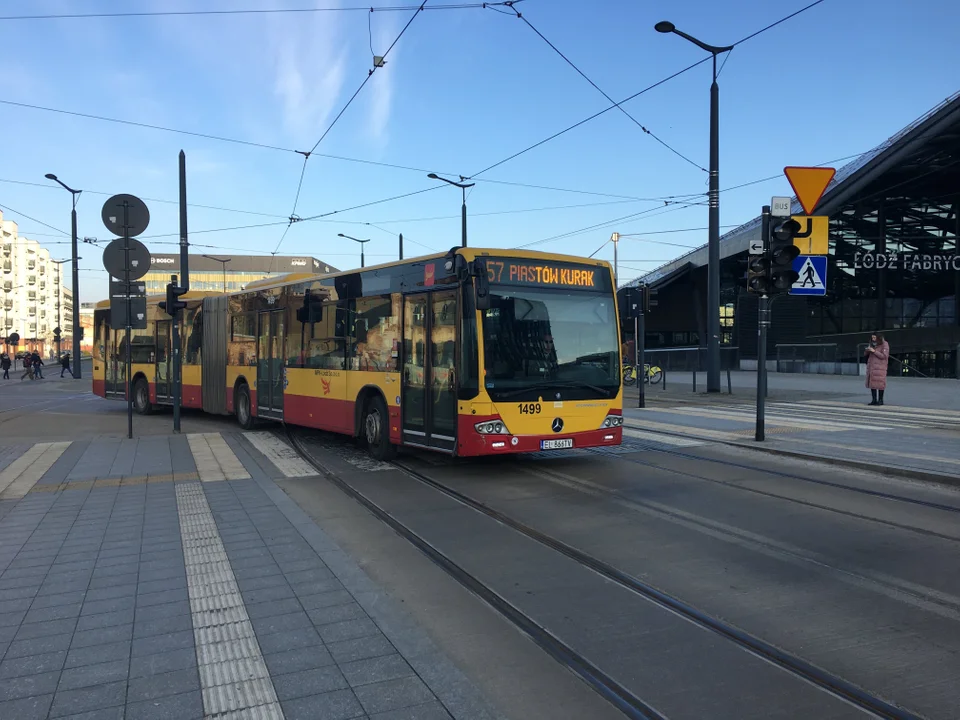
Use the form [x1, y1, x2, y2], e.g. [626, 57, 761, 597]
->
[363, 395, 396, 461]
[235, 383, 256, 430]
[133, 377, 152, 415]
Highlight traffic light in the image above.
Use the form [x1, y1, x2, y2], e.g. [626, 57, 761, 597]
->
[768, 218, 802, 293]
[619, 286, 641, 320]
[53, 327, 61, 338]
[158, 282, 187, 317]
[747, 254, 772, 295]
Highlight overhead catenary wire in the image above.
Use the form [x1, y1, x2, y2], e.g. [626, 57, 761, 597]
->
[0, 3, 521, 22]
[468, 0, 833, 180]
[273, 0, 431, 255]
[0, 100, 707, 202]
[502, 4, 706, 173]
[0, 203, 69, 236]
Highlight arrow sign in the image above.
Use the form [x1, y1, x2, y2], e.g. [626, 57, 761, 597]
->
[784, 166, 836, 215]
[748, 238, 764, 255]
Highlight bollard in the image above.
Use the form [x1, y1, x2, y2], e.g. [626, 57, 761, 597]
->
[662, 369, 667, 390]
[693, 371, 697, 393]
[727, 368, 732, 395]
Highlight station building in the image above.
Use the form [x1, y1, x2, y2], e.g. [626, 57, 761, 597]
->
[620, 92, 960, 378]
[142, 254, 339, 296]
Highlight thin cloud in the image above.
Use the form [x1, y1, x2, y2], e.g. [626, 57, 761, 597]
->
[267, 2, 348, 146]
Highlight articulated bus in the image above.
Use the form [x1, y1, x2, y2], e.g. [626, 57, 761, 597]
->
[93, 248, 623, 459]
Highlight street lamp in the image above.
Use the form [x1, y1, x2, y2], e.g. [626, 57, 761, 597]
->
[654, 21, 733, 393]
[202, 255, 231, 292]
[338, 234, 370, 268]
[428, 173, 475, 248]
[611, 232, 620, 288]
[45, 173, 83, 379]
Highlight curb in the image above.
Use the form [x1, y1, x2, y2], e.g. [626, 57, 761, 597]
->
[725, 441, 960, 489]
[623, 420, 960, 489]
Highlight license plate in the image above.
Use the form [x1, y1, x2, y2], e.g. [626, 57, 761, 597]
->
[540, 438, 574, 450]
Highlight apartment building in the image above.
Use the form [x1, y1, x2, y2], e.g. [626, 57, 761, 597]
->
[1, 210, 74, 357]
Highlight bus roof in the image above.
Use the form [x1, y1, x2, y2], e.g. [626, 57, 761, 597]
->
[93, 248, 615, 308]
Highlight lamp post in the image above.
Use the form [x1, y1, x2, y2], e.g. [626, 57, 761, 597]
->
[45, 173, 83, 379]
[611, 231, 620, 288]
[202, 255, 231, 292]
[50, 259, 69, 361]
[654, 21, 733, 393]
[338, 234, 370, 268]
[427, 173, 475, 248]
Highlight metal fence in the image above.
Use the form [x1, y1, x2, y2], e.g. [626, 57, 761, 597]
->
[643, 346, 740, 372]
[855, 343, 930, 378]
[775, 343, 841, 375]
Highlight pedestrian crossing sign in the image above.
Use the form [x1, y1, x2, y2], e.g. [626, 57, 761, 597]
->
[790, 255, 827, 296]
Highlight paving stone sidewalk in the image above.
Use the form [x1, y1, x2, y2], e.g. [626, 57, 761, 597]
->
[0, 431, 497, 720]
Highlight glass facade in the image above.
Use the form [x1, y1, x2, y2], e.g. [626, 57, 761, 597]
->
[144, 271, 274, 295]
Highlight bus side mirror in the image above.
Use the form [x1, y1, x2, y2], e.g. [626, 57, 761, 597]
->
[472, 260, 491, 311]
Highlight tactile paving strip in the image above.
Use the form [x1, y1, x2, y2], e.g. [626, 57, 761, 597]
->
[175, 483, 284, 719]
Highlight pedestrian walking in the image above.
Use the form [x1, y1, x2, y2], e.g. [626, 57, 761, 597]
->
[865, 332, 889, 406]
[31, 351, 44, 380]
[1, 353, 10, 380]
[60, 353, 74, 378]
[20, 354, 34, 381]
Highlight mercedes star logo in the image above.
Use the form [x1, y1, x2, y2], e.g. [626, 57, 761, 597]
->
[551, 418, 564, 433]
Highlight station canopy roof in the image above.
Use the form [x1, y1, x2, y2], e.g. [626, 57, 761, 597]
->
[624, 90, 960, 290]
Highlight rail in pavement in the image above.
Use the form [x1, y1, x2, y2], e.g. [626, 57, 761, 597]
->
[624, 399, 960, 487]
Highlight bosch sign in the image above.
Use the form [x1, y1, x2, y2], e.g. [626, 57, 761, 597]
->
[152, 257, 176, 265]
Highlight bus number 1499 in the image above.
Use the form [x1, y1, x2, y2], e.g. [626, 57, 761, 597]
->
[518, 403, 542, 415]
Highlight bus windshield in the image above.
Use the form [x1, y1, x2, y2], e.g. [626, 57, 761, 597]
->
[481, 286, 619, 401]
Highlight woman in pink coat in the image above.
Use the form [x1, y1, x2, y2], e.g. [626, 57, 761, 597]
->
[865, 332, 889, 406]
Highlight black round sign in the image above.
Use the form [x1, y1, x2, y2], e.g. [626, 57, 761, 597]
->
[7, 332, 19, 345]
[101, 194, 150, 237]
[102, 238, 152, 281]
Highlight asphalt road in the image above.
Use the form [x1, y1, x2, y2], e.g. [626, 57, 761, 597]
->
[286, 430, 960, 719]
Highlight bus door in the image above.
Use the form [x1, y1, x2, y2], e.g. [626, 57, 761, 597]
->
[105, 332, 125, 398]
[155, 320, 172, 404]
[257, 309, 285, 418]
[401, 290, 457, 452]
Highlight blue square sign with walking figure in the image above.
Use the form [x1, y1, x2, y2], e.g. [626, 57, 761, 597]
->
[790, 255, 827, 296]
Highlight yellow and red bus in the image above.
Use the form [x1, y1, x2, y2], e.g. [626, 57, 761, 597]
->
[93, 248, 623, 458]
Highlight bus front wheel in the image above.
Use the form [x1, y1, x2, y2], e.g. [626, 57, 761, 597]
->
[235, 384, 256, 430]
[364, 395, 397, 461]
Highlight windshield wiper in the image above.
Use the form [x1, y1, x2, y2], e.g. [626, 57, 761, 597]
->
[497, 381, 612, 399]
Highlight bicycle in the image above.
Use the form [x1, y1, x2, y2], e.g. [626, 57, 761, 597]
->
[622, 363, 662, 386]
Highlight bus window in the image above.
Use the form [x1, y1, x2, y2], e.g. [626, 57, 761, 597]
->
[350, 296, 399, 372]
[306, 303, 344, 370]
[185, 308, 202, 365]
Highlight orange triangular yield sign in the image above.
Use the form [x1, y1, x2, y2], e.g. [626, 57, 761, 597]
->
[784, 166, 836, 215]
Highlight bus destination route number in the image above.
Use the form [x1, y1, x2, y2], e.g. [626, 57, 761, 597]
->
[485, 258, 608, 290]
[518, 402, 542, 414]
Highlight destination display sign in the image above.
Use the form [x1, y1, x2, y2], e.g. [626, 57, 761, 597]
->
[853, 251, 960, 272]
[484, 257, 612, 290]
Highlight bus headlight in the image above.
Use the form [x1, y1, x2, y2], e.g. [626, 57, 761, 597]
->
[600, 414, 623, 428]
[475, 419, 511, 435]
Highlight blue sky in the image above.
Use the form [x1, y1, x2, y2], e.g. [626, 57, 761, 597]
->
[1, 0, 958, 302]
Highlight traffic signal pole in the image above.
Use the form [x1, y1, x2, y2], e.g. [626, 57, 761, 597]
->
[173, 151, 190, 434]
[755, 205, 771, 442]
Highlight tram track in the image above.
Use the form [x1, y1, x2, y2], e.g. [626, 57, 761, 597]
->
[286, 426, 921, 720]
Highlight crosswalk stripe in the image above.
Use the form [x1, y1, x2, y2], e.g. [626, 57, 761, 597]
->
[796, 400, 960, 417]
[623, 427, 705, 447]
[656, 405, 889, 432]
[624, 419, 734, 442]
[187, 434, 250, 482]
[0, 442, 71, 499]
[243, 432, 316, 477]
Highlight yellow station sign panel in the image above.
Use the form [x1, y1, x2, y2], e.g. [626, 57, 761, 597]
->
[791, 215, 828, 255]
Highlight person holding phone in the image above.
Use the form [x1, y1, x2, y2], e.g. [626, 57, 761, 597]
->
[865, 332, 890, 406]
